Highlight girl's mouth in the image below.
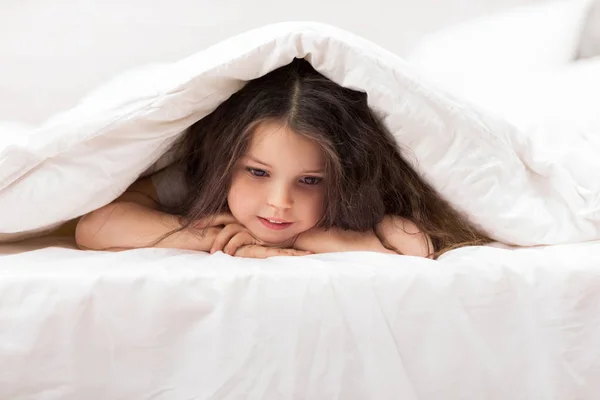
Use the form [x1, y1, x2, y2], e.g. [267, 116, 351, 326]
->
[258, 217, 293, 231]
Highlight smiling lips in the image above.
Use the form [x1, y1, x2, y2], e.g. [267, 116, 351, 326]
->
[258, 217, 293, 230]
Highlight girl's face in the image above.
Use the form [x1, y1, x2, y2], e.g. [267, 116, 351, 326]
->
[227, 120, 327, 245]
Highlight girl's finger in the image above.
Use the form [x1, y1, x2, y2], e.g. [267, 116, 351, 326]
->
[210, 224, 244, 253]
[234, 245, 267, 259]
[265, 248, 312, 257]
[288, 249, 313, 256]
[233, 245, 311, 258]
[223, 231, 256, 256]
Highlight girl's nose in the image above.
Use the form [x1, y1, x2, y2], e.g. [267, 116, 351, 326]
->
[267, 183, 293, 210]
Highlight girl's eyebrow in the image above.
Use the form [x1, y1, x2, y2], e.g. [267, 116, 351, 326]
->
[247, 156, 271, 167]
[246, 156, 325, 174]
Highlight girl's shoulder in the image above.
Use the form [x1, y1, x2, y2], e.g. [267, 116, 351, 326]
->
[151, 162, 189, 210]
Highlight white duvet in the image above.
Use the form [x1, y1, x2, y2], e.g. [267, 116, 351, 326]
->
[1, 6, 600, 399]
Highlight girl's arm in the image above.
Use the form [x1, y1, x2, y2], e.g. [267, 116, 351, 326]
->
[374, 215, 433, 258]
[293, 226, 396, 255]
[75, 178, 218, 252]
[293, 216, 432, 258]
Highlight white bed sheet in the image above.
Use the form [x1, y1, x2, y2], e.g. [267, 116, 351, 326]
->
[1, 241, 600, 399]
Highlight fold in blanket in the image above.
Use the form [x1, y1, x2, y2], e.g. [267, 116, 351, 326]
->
[578, 0, 600, 59]
[1, 22, 599, 245]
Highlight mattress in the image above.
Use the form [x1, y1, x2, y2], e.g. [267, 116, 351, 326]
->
[2, 239, 600, 399]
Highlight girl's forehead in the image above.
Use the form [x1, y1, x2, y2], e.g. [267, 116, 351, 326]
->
[246, 121, 326, 167]
[248, 121, 316, 151]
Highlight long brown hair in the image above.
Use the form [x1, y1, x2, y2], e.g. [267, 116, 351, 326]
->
[168, 58, 491, 257]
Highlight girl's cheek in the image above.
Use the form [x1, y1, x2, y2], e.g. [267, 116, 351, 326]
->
[231, 172, 253, 192]
[227, 175, 250, 207]
[306, 192, 326, 218]
[239, 179, 259, 196]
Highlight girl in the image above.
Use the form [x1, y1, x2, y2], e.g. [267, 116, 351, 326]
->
[75, 58, 491, 259]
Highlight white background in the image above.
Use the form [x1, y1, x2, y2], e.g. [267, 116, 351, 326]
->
[0, 0, 547, 124]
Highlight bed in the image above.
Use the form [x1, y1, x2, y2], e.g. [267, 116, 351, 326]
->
[2, 1, 600, 398]
[2, 238, 600, 399]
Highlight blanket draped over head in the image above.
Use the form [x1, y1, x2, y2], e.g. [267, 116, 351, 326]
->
[1, 22, 598, 245]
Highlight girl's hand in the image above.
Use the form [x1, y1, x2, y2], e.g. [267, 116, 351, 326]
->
[210, 223, 259, 255]
[210, 223, 309, 258]
[234, 245, 312, 258]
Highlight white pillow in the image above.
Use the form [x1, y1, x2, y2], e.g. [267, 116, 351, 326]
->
[438, 57, 600, 126]
[577, 0, 600, 58]
[407, 0, 592, 96]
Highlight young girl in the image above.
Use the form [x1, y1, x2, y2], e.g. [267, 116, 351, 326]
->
[75, 58, 491, 259]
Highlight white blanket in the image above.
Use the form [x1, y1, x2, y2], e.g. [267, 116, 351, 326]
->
[2, 19, 600, 399]
[1, 21, 599, 246]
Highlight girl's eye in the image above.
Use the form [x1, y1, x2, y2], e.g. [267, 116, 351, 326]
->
[300, 176, 323, 185]
[246, 167, 268, 177]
